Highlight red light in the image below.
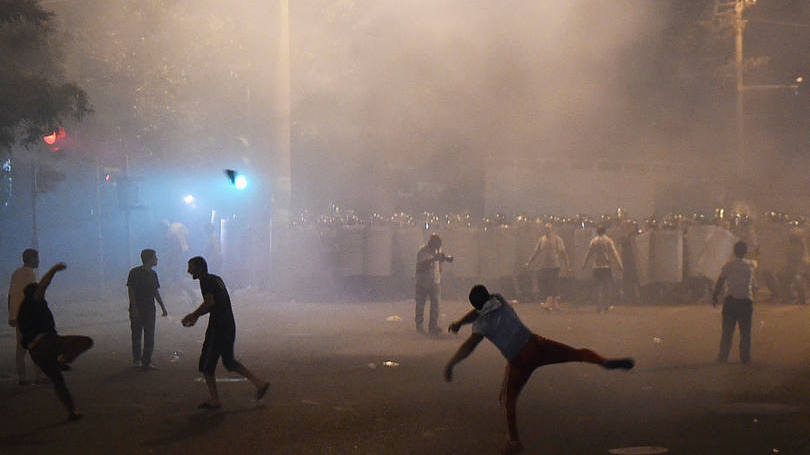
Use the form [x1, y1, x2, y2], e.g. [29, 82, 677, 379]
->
[104, 173, 111, 181]
[43, 132, 57, 145]
[42, 127, 66, 150]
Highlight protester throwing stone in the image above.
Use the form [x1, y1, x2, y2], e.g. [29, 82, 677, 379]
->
[444, 284, 634, 454]
[17, 262, 93, 421]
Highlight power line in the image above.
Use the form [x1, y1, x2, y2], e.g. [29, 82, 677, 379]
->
[751, 18, 810, 28]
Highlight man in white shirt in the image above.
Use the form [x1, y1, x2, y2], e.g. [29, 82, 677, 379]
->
[525, 223, 570, 307]
[582, 225, 623, 313]
[713, 241, 757, 364]
[7, 249, 43, 384]
[415, 234, 452, 335]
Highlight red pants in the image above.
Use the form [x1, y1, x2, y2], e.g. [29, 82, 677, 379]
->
[501, 335, 605, 442]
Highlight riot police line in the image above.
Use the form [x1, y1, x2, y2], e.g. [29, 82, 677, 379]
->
[275, 211, 808, 304]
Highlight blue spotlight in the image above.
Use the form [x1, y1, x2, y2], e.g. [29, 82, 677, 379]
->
[225, 169, 248, 190]
[234, 174, 247, 190]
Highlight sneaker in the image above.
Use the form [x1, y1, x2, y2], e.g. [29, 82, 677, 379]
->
[428, 327, 442, 336]
[141, 364, 159, 370]
[416, 326, 425, 334]
[133, 360, 141, 368]
[604, 358, 635, 370]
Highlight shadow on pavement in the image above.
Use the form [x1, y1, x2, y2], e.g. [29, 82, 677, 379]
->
[0, 420, 68, 448]
[142, 405, 264, 447]
[101, 367, 143, 384]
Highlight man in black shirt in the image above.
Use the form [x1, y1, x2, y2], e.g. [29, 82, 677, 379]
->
[127, 249, 168, 369]
[182, 256, 269, 409]
[17, 262, 93, 421]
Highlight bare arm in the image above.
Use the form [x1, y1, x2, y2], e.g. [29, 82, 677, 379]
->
[127, 286, 138, 319]
[751, 266, 759, 297]
[712, 276, 726, 307]
[155, 289, 167, 316]
[182, 293, 215, 326]
[448, 309, 479, 333]
[443, 333, 484, 382]
[559, 239, 571, 270]
[582, 244, 594, 270]
[34, 263, 66, 302]
[611, 240, 623, 272]
[525, 238, 542, 268]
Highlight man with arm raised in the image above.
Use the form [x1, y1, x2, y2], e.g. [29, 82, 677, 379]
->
[17, 262, 93, 421]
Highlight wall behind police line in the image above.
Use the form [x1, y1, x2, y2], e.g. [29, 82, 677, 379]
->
[483, 158, 726, 217]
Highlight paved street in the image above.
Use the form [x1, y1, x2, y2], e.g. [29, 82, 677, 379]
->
[2, 294, 809, 454]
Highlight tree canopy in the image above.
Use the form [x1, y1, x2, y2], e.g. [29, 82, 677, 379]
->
[0, 0, 90, 153]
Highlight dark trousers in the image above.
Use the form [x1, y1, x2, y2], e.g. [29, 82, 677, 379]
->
[718, 296, 753, 363]
[130, 307, 156, 366]
[29, 334, 93, 414]
[415, 283, 440, 331]
[502, 335, 606, 442]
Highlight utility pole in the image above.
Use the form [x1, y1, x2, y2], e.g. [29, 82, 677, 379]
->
[714, 0, 753, 193]
[719, 1, 803, 170]
[734, 0, 746, 165]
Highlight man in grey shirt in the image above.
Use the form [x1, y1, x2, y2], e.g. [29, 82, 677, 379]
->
[127, 249, 168, 369]
[414, 233, 452, 335]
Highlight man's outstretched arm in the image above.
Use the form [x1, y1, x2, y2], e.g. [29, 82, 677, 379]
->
[34, 263, 66, 302]
[448, 309, 478, 333]
[182, 293, 215, 326]
[444, 333, 484, 381]
[525, 239, 542, 268]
